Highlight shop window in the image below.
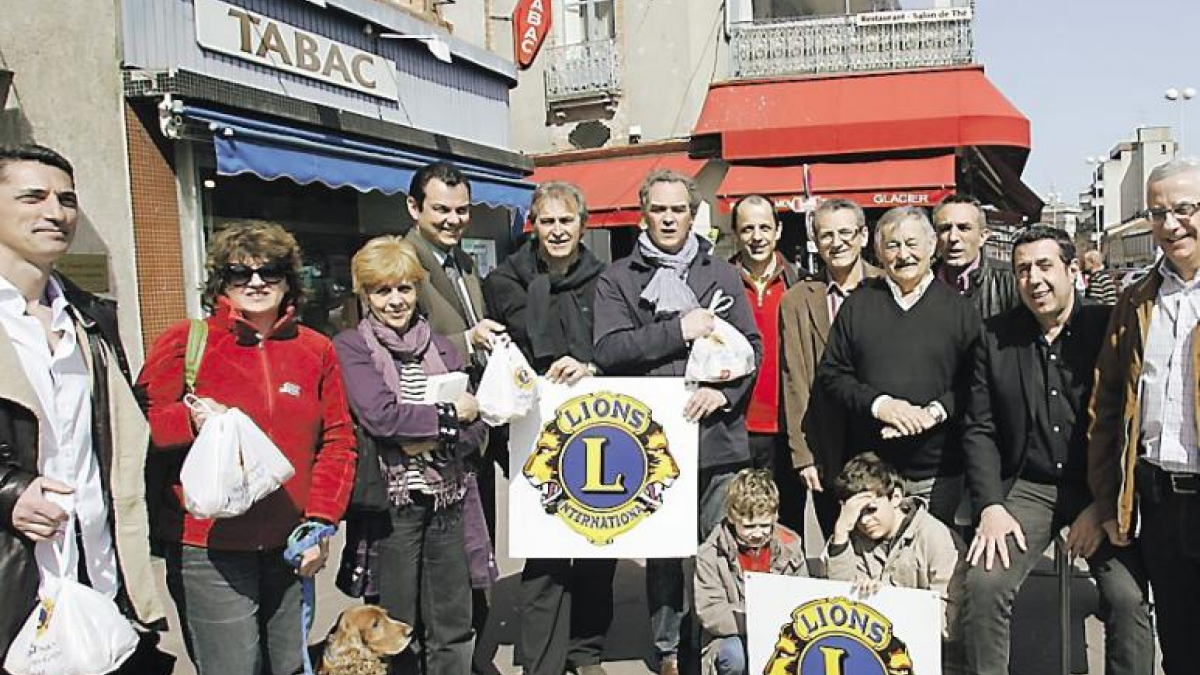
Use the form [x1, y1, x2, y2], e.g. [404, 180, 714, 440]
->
[562, 0, 616, 44]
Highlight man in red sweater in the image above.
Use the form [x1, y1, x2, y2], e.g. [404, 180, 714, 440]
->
[729, 195, 803, 533]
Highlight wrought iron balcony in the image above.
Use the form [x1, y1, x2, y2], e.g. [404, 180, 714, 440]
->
[729, 8, 974, 79]
[544, 39, 621, 104]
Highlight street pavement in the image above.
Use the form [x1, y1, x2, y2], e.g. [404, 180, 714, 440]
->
[152, 477, 1159, 674]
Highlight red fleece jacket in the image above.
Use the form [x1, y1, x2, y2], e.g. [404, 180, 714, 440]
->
[137, 299, 356, 550]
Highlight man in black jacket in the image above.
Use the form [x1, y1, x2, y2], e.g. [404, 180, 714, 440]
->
[959, 226, 1152, 675]
[933, 194, 1019, 318]
[0, 144, 163, 667]
[593, 169, 762, 675]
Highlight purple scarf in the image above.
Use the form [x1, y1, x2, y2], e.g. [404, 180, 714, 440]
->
[357, 313, 448, 400]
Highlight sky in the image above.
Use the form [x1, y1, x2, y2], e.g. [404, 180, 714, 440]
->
[975, 0, 1200, 203]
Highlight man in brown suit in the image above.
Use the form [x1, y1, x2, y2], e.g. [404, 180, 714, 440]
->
[403, 161, 506, 365]
[780, 198, 880, 535]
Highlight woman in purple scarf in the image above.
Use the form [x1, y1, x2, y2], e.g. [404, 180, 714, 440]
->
[333, 236, 485, 674]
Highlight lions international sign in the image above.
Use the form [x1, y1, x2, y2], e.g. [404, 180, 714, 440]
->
[510, 378, 698, 558]
[748, 575, 941, 675]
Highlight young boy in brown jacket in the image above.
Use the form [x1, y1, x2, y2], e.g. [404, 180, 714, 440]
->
[823, 452, 965, 670]
[694, 469, 808, 675]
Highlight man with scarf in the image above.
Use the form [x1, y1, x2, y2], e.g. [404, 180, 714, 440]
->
[728, 195, 804, 535]
[593, 169, 763, 675]
[483, 181, 614, 675]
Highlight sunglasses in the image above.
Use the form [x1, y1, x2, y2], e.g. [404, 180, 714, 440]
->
[221, 261, 288, 287]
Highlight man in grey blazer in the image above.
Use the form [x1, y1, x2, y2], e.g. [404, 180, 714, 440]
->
[403, 161, 506, 365]
[402, 161, 505, 675]
[779, 198, 880, 536]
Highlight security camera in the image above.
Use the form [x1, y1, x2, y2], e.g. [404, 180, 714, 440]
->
[629, 124, 643, 144]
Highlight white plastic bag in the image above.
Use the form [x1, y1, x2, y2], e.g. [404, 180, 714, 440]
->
[476, 336, 537, 426]
[4, 524, 139, 675]
[180, 397, 296, 519]
[685, 291, 757, 384]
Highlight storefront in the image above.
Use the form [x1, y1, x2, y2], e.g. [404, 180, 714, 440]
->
[120, 0, 534, 346]
[691, 64, 1043, 270]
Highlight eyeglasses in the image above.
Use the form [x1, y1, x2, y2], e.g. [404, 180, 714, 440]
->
[816, 227, 863, 245]
[221, 261, 288, 286]
[1146, 201, 1200, 224]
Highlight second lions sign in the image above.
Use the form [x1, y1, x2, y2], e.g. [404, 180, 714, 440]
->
[510, 377, 698, 558]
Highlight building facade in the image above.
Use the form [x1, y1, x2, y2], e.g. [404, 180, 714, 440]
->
[504, 0, 1043, 266]
[2, 0, 534, 364]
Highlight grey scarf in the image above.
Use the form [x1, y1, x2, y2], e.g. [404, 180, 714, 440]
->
[638, 231, 701, 314]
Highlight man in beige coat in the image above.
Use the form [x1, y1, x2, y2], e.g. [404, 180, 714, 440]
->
[779, 198, 880, 535]
[0, 144, 164, 668]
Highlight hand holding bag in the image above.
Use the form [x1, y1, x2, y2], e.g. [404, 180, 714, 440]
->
[179, 396, 296, 518]
[685, 291, 756, 384]
[4, 521, 140, 675]
[475, 335, 537, 426]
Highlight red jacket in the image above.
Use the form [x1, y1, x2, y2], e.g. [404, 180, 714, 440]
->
[137, 299, 356, 550]
[736, 254, 800, 435]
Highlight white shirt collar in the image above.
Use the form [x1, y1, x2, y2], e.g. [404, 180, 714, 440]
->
[884, 271, 935, 311]
[0, 274, 73, 327]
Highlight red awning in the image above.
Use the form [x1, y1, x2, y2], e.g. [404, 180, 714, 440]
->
[716, 154, 956, 211]
[694, 66, 1030, 162]
[528, 152, 706, 227]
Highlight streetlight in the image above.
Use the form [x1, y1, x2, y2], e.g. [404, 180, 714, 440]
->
[1165, 86, 1196, 152]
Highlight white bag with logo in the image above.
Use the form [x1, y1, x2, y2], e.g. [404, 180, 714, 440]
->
[476, 336, 537, 426]
[685, 291, 757, 384]
[4, 524, 139, 675]
[179, 397, 296, 519]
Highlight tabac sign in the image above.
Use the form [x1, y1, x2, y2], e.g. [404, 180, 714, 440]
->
[194, 0, 400, 100]
[512, 0, 551, 70]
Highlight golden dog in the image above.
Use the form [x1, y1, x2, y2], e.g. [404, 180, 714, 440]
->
[319, 605, 412, 675]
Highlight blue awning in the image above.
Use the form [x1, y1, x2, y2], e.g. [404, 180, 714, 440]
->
[181, 105, 534, 216]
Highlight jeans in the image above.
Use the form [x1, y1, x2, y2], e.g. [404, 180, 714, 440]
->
[164, 544, 302, 675]
[518, 558, 616, 675]
[713, 637, 746, 675]
[961, 480, 1153, 675]
[647, 466, 737, 663]
[376, 496, 474, 675]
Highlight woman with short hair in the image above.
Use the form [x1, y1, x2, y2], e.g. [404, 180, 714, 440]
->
[483, 181, 614, 675]
[334, 235, 486, 674]
[138, 220, 356, 675]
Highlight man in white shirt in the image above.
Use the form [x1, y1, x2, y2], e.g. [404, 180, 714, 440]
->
[0, 144, 163, 667]
[1088, 157, 1200, 675]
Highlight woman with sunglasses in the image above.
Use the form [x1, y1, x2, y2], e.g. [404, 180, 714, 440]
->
[333, 235, 487, 675]
[137, 220, 356, 675]
[482, 181, 614, 675]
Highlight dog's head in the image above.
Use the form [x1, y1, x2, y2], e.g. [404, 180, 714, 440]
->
[320, 605, 412, 675]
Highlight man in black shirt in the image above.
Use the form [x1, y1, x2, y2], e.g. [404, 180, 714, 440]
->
[959, 226, 1152, 675]
[817, 206, 979, 524]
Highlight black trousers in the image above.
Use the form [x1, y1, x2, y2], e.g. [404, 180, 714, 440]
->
[748, 432, 838, 537]
[1136, 461, 1200, 675]
[518, 558, 617, 675]
[961, 479, 1153, 675]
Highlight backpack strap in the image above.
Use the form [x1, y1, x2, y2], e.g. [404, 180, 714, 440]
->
[184, 319, 208, 394]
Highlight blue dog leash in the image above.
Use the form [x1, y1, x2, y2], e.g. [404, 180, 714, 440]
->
[284, 521, 337, 675]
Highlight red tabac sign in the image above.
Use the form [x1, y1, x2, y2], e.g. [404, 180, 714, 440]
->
[512, 0, 551, 70]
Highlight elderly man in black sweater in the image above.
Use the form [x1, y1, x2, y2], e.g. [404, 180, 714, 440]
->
[817, 206, 980, 524]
